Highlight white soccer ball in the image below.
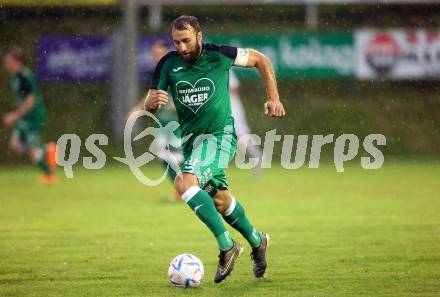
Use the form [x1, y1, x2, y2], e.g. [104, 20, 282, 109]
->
[168, 254, 204, 288]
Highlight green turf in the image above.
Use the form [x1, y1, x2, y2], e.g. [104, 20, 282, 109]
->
[0, 162, 439, 296]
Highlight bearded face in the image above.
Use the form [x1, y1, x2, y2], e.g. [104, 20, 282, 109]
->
[172, 27, 203, 62]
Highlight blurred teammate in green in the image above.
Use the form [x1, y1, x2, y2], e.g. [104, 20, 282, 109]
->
[128, 41, 183, 200]
[2, 47, 57, 184]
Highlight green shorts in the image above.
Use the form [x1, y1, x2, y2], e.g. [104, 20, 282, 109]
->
[180, 125, 237, 196]
[10, 120, 45, 148]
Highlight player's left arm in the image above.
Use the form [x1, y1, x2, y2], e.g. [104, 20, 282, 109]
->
[234, 48, 285, 118]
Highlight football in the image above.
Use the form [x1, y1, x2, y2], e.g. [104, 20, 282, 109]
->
[168, 254, 204, 288]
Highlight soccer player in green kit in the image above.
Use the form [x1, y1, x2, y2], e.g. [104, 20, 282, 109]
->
[144, 16, 285, 283]
[2, 47, 57, 183]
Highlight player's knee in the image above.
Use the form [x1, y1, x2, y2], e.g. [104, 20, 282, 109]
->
[27, 148, 39, 162]
[174, 173, 199, 196]
[9, 140, 22, 155]
[214, 199, 227, 214]
[9, 143, 19, 154]
[213, 191, 231, 214]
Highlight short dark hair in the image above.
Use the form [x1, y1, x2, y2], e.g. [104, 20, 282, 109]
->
[170, 15, 201, 34]
[4, 46, 24, 63]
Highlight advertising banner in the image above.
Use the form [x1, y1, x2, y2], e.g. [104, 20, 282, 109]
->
[37, 36, 112, 82]
[37, 33, 355, 82]
[356, 30, 440, 79]
[37, 35, 173, 82]
[207, 33, 355, 79]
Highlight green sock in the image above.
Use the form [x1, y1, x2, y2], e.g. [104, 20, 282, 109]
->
[35, 147, 52, 175]
[183, 186, 233, 251]
[223, 197, 261, 248]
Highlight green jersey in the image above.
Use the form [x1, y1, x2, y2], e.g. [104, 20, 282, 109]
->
[10, 66, 47, 125]
[149, 43, 240, 138]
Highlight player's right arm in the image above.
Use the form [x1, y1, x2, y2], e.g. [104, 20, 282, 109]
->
[143, 89, 168, 113]
[126, 91, 164, 121]
[143, 51, 174, 113]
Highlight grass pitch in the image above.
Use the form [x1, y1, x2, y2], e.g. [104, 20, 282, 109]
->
[0, 162, 439, 297]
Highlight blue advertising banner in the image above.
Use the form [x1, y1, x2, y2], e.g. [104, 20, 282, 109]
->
[37, 36, 111, 82]
[37, 35, 173, 82]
